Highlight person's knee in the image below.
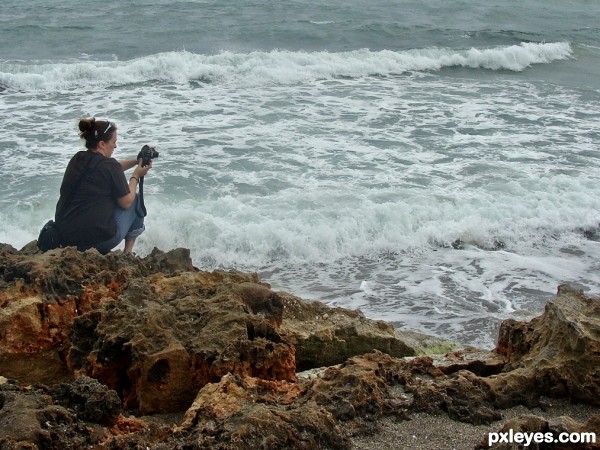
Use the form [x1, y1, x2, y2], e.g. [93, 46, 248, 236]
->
[125, 224, 145, 241]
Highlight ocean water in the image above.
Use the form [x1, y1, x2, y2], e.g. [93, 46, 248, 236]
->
[2, 0, 600, 349]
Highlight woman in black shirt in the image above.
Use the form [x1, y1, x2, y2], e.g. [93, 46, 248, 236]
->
[55, 118, 152, 254]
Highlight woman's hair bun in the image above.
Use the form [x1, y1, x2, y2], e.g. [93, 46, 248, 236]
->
[79, 117, 96, 134]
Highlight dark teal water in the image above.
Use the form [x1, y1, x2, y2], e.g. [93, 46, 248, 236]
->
[2, 0, 599, 60]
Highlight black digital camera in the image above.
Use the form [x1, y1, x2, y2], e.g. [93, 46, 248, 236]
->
[139, 145, 159, 167]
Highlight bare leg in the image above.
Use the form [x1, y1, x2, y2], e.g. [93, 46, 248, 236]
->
[124, 238, 136, 254]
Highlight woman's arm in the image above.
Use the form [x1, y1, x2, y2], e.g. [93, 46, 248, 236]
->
[119, 159, 139, 171]
[116, 177, 140, 209]
[116, 161, 152, 209]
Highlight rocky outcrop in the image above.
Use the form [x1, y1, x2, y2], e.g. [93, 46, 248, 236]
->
[0, 376, 128, 449]
[0, 244, 197, 386]
[1, 243, 599, 449]
[399, 283, 600, 422]
[491, 284, 600, 406]
[67, 272, 298, 414]
[0, 244, 446, 415]
[178, 374, 349, 449]
[279, 292, 419, 371]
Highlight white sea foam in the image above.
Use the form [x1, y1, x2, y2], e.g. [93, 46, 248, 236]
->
[0, 42, 572, 91]
[1, 42, 599, 349]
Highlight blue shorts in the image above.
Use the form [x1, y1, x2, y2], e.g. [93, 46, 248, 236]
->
[94, 195, 145, 254]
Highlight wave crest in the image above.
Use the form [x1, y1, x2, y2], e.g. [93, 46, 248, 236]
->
[0, 42, 572, 91]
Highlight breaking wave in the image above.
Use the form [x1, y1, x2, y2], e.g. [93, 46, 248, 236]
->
[0, 42, 572, 91]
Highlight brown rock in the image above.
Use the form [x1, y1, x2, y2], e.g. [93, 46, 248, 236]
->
[302, 351, 411, 434]
[67, 269, 293, 413]
[492, 284, 600, 406]
[178, 373, 349, 450]
[0, 383, 57, 448]
[0, 244, 191, 385]
[1, 244, 437, 416]
[280, 292, 418, 371]
[49, 375, 122, 426]
[0, 379, 148, 450]
[1, 243, 599, 450]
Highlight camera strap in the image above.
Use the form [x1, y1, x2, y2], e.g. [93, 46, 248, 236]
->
[136, 176, 148, 217]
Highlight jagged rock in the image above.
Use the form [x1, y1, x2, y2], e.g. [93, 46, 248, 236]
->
[401, 285, 600, 422]
[66, 271, 296, 414]
[410, 367, 502, 424]
[428, 347, 505, 377]
[302, 351, 412, 434]
[4, 240, 599, 450]
[0, 382, 58, 448]
[0, 381, 92, 449]
[0, 245, 195, 385]
[491, 284, 600, 407]
[178, 373, 348, 450]
[0, 380, 148, 450]
[1, 245, 435, 415]
[49, 376, 122, 426]
[279, 292, 452, 371]
[309, 350, 503, 427]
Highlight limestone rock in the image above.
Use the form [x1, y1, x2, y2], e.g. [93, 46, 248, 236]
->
[49, 375, 122, 426]
[4, 240, 599, 449]
[491, 284, 600, 406]
[0, 379, 148, 450]
[67, 271, 294, 414]
[178, 373, 348, 450]
[280, 292, 433, 371]
[1, 244, 434, 415]
[0, 245, 194, 385]
[0, 381, 89, 449]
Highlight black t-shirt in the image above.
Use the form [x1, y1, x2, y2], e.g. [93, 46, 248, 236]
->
[55, 150, 130, 247]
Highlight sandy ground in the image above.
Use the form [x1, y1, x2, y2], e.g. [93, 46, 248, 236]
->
[350, 399, 599, 450]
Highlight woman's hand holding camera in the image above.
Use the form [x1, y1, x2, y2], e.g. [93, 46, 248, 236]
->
[132, 144, 158, 179]
[133, 159, 152, 179]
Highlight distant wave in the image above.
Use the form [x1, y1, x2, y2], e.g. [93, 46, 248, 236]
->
[0, 42, 572, 91]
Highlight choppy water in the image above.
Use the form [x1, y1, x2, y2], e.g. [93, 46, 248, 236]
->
[2, 0, 600, 348]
